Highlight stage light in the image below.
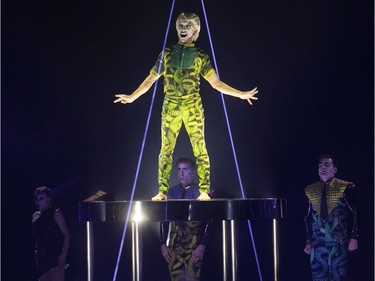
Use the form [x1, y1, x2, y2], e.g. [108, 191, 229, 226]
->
[132, 201, 144, 222]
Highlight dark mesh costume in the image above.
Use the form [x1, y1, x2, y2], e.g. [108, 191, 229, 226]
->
[33, 208, 64, 278]
[160, 184, 212, 281]
[304, 178, 358, 281]
[150, 43, 215, 195]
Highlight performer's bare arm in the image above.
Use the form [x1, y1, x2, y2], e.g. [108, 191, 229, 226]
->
[114, 73, 159, 104]
[205, 72, 258, 105]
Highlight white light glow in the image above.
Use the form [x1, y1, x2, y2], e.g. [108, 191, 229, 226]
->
[132, 201, 144, 222]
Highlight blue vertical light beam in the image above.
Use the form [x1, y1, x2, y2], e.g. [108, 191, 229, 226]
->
[112, 1, 176, 280]
[200, 1, 263, 280]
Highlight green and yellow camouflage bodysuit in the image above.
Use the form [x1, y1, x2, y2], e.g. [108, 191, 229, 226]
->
[151, 42, 215, 195]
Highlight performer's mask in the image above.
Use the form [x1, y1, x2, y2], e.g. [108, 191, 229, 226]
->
[176, 13, 201, 43]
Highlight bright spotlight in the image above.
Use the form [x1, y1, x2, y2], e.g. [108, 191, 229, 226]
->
[132, 201, 144, 222]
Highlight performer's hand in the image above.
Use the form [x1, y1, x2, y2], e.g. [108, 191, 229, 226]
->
[114, 94, 135, 104]
[240, 87, 258, 105]
[348, 239, 358, 251]
[161, 244, 172, 263]
[303, 240, 311, 255]
[191, 244, 206, 263]
[32, 211, 41, 222]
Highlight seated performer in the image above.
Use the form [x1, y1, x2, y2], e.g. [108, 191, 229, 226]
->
[114, 12, 258, 201]
[160, 157, 213, 281]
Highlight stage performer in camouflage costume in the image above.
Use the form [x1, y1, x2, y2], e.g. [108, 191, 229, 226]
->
[304, 155, 358, 281]
[114, 12, 258, 201]
[160, 157, 213, 281]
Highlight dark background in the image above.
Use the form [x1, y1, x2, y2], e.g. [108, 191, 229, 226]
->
[2, 0, 373, 280]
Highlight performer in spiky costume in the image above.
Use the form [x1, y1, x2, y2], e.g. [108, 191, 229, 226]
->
[304, 154, 358, 281]
[115, 12, 258, 201]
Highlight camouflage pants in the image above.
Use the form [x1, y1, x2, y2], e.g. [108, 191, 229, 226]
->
[310, 243, 349, 281]
[158, 98, 210, 194]
[168, 222, 203, 281]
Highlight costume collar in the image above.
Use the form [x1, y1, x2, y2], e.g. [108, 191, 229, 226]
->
[305, 178, 350, 216]
[179, 182, 194, 190]
[177, 42, 195, 47]
[320, 177, 334, 185]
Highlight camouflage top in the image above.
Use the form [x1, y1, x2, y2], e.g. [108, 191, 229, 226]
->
[151, 43, 215, 103]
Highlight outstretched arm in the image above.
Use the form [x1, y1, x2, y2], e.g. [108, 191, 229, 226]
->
[114, 73, 159, 104]
[205, 72, 258, 105]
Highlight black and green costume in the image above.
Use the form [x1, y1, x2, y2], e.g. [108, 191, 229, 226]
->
[304, 178, 358, 281]
[151, 43, 215, 194]
[160, 183, 212, 280]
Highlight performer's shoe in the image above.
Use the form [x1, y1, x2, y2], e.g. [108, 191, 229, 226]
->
[197, 192, 211, 201]
[151, 192, 167, 201]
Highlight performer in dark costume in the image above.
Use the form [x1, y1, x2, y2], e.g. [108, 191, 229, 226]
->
[114, 12, 258, 201]
[160, 157, 212, 281]
[32, 186, 70, 281]
[304, 155, 358, 281]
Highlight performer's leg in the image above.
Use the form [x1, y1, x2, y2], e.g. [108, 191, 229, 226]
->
[186, 252, 202, 281]
[310, 245, 330, 281]
[39, 266, 65, 281]
[168, 233, 202, 281]
[330, 245, 349, 280]
[49, 266, 65, 281]
[169, 253, 184, 281]
[182, 100, 210, 195]
[157, 102, 183, 194]
[168, 231, 183, 281]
